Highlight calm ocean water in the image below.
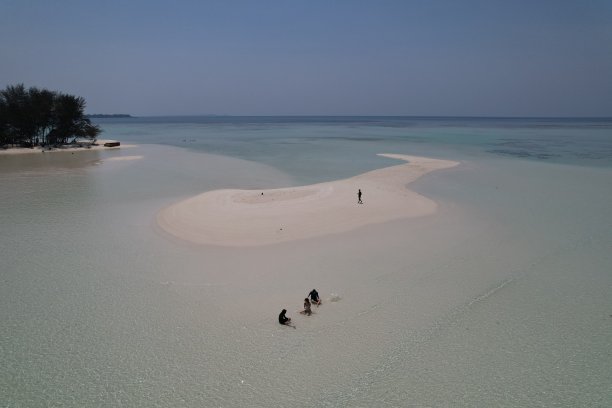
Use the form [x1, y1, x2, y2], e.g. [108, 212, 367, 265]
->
[1, 117, 611, 406]
[94, 116, 612, 183]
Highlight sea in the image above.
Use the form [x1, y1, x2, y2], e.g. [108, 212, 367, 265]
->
[1, 116, 611, 407]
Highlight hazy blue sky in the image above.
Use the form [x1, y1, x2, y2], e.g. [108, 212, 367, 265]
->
[1, 0, 611, 116]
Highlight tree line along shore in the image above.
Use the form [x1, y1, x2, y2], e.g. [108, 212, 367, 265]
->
[0, 84, 101, 149]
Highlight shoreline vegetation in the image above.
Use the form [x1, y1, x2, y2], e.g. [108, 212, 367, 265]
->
[157, 154, 459, 247]
[0, 84, 101, 150]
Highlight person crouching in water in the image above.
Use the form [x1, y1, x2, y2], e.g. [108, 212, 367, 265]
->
[309, 289, 321, 305]
[300, 298, 312, 316]
[279, 309, 293, 327]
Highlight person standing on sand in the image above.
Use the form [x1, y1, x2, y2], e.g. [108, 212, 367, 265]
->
[358, 189, 363, 204]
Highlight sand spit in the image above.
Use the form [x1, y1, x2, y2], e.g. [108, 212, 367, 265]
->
[157, 154, 459, 247]
[104, 155, 143, 161]
[0, 139, 135, 155]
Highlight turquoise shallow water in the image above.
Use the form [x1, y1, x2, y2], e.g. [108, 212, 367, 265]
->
[1, 117, 611, 406]
[94, 116, 612, 183]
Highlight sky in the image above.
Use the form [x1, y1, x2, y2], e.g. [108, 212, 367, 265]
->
[1, 0, 611, 116]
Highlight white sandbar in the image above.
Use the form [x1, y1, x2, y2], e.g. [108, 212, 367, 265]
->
[157, 154, 459, 247]
[104, 155, 143, 161]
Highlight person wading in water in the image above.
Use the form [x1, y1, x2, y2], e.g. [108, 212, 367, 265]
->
[300, 298, 312, 316]
[309, 289, 321, 306]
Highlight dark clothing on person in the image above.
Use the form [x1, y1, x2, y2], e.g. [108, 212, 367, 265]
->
[279, 309, 289, 325]
[358, 189, 363, 204]
[309, 289, 320, 303]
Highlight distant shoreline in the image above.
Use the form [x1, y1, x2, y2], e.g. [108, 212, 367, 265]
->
[88, 114, 612, 120]
[0, 139, 135, 155]
[86, 114, 133, 118]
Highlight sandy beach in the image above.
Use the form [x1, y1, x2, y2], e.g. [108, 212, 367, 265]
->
[0, 139, 134, 155]
[157, 154, 459, 246]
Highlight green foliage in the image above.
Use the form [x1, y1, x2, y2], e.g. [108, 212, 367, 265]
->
[0, 84, 101, 147]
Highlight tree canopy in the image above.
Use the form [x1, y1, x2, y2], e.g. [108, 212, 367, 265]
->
[0, 84, 101, 147]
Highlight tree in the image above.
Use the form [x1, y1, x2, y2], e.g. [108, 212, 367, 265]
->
[0, 92, 7, 145]
[28, 87, 55, 145]
[0, 84, 32, 145]
[0, 84, 101, 147]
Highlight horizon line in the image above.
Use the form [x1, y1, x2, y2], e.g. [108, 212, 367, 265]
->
[88, 114, 612, 120]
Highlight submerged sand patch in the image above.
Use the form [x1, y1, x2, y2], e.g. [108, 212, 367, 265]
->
[104, 155, 143, 161]
[157, 154, 459, 247]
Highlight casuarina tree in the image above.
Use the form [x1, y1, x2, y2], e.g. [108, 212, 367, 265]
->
[0, 84, 101, 147]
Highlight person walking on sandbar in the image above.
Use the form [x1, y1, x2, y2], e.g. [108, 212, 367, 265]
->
[358, 189, 363, 204]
